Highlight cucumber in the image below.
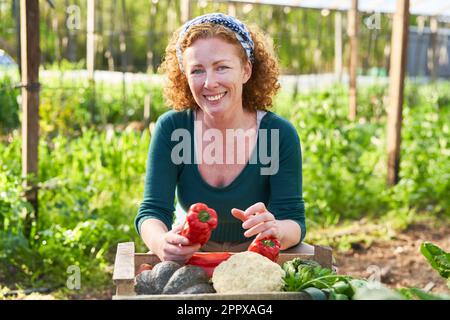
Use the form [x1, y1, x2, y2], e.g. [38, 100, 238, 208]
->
[302, 287, 327, 300]
[333, 293, 350, 300]
[332, 280, 353, 297]
[328, 290, 349, 300]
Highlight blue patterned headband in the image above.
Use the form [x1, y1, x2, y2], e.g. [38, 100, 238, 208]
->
[175, 13, 255, 73]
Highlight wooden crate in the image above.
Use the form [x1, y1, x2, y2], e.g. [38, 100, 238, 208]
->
[112, 242, 332, 300]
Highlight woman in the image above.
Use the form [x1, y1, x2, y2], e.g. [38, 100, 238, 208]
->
[135, 13, 306, 262]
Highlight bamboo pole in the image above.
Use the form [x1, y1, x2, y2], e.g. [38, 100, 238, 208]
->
[387, 0, 410, 186]
[348, 0, 358, 121]
[20, 0, 40, 238]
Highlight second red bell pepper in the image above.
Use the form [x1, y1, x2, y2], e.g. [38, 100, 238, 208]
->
[180, 203, 218, 245]
[186, 252, 233, 278]
[247, 236, 281, 262]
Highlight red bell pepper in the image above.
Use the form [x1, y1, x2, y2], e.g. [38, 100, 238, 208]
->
[248, 236, 281, 262]
[186, 252, 233, 278]
[136, 263, 153, 276]
[180, 203, 218, 245]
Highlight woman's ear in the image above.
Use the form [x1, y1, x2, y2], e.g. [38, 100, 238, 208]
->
[242, 60, 252, 84]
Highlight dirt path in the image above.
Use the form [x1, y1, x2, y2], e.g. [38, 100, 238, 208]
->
[334, 221, 450, 294]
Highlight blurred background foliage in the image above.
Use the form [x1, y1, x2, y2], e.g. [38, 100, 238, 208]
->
[1, 76, 449, 293]
[0, 0, 418, 74]
[0, 0, 449, 297]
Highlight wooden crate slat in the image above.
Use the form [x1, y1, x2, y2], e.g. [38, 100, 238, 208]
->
[113, 242, 135, 296]
[114, 291, 311, 300]
[114, 242, 333, 300]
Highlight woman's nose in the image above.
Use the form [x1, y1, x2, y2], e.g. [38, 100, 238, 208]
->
[203, 71, 219, 89]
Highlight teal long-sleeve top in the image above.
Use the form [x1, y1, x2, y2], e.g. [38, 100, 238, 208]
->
[135, 109, 306, 243]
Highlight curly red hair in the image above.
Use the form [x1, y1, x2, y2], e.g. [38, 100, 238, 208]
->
[159, 21, 280, 112]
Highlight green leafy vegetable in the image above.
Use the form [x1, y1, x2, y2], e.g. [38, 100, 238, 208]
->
[282, 258, 354, 299]
[420, 242, 450, 280]
[398, 287, 450, 300]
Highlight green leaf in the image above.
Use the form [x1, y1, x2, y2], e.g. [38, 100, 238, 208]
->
[399, 287, 450, 300]
[420, 242, 450, 279]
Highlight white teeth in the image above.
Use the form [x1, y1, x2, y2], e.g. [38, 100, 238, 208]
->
[205, 92, 226, 101]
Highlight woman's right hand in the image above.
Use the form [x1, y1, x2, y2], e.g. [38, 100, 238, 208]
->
[157, 225, 201, 263]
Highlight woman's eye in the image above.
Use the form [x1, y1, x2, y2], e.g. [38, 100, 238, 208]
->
[217, 66, 229, 71]
[191, 69, 204, 74]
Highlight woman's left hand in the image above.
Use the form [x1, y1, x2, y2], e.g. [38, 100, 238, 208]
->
[231, 202, 282, 241]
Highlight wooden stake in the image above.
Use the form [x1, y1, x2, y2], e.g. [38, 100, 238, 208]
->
[146, 0, 157, 73]
[14, 0, 22, 75]
[87, 0, 95, 80]
[181, 0, 191, 23]
[106, 0, 116, 71]
[20, 0, 40, 237]
[387, 0, 410, 186]
[228, 2, 237, 17]
[335, 11, 343, 81]
[144, 93, 151, 128]
[348, 0, 358, 121]
[429, 17, 438, 81]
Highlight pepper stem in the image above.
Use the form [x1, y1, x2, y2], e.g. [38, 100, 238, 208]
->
[198, 210, 211, 223]
[262, 239, 275, 247]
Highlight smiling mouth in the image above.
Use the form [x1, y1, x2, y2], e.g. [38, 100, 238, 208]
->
[204, 92, 227, 101]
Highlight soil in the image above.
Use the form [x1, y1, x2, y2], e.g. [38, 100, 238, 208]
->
[334, 221, 450, 294]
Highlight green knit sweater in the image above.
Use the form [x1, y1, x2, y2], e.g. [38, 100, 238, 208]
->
[135, 109, 306, 243]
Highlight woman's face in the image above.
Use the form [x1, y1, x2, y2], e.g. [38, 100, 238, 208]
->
[183, 37, 252, 117]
